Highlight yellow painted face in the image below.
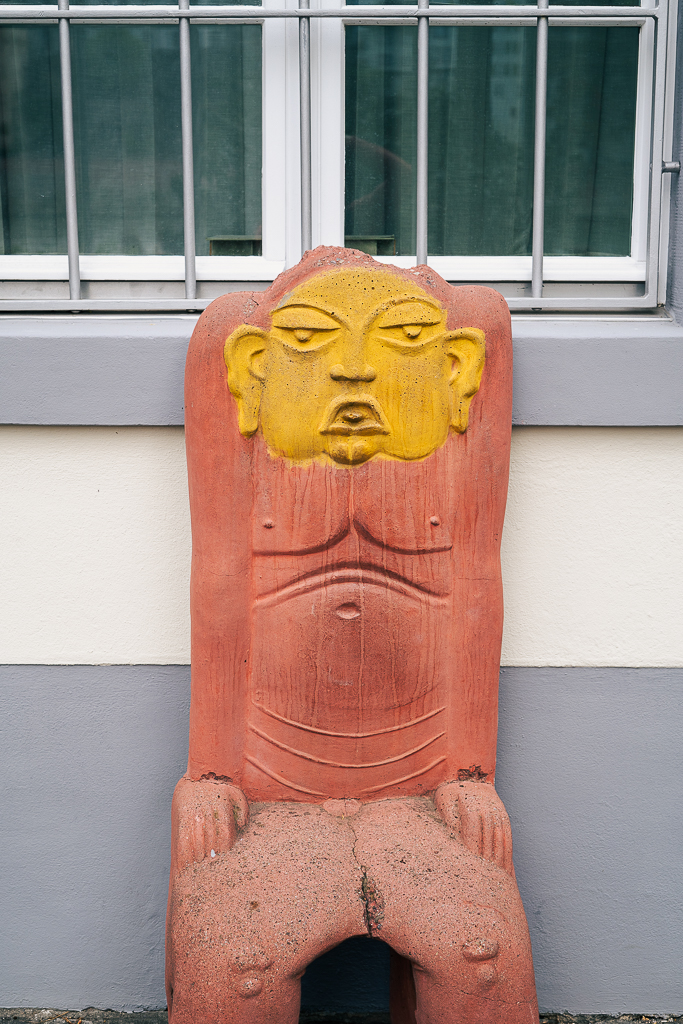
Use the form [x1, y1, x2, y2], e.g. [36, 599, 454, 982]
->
[225, 268, 485, 466]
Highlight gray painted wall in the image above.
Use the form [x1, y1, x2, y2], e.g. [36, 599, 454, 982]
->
[1, 665, 681, 1014]
[1, 317, 682, 426]
[497, 668, 683, 1015]
[0, 666, 188, 1011]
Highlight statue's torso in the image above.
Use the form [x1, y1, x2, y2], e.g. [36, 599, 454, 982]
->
[183, 277, 512, 799]
[243, 460, 455, 799]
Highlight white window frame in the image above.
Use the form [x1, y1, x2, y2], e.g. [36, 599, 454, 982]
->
[0, 0, 678, 311]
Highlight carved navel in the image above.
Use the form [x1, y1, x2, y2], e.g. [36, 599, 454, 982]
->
[336, 602, 361, 619]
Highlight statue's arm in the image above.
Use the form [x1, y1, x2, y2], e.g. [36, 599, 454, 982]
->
[170, 775, 249, 876]
[435, 780, 514, 875]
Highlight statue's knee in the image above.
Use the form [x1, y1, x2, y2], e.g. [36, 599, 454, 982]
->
[460, 935, 502, 993]
[228, 947, 276, 1000]
[456, 909, 534, 1001]
[408, 898, 530, 996]
[169, 937, 279, 1018]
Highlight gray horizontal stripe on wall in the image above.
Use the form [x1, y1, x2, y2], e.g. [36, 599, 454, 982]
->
[1, 315, 683, 425]
[0, 664, 681, 1013]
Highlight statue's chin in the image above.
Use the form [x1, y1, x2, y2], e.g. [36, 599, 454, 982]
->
[327, 438, 377, 465]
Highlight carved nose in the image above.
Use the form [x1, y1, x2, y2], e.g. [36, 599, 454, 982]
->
[329, 363, 376, 382]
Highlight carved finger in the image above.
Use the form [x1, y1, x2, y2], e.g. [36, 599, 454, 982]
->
[491, 811, 506, 868]
[486, 807, 513, 874]
[434, 783, 461, 835]
[206, 807, 221, 858]
[175, 824, 193, 873]
[226, 786, 250, 830]
[477, 804, 486, 859]
[193, 813, 207, 864]
[459, 799, 484, 859]
[482, 809, 495, 863]
[457, 800, 472, 851]
[216, 805, 227, 852]
[473, 805, 486, 860]
[501, 813, 514, 875]
[492, 810, 502, 864]
[480, 807, 488, 859]
[215, 799, 237, 854]
[491, 800, 513, 874]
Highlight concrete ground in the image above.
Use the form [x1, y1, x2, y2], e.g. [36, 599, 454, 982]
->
[1, 1011, 682, 1024]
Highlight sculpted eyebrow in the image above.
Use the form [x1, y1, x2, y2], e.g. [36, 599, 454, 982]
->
[375, 302, 443, 326]
[272, 306, 339, 329]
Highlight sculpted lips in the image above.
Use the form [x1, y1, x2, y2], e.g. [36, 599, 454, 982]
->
[319, 395, 390, 437]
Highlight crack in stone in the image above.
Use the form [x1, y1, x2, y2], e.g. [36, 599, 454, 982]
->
[348, 820, 385, 936]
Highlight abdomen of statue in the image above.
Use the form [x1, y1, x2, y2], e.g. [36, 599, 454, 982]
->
[244, 574, 449, 800]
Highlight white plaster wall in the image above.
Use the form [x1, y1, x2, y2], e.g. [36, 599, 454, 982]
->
[0, 426, 191, 664]
[0, 425, 681, 666]
[501, 427, 683, 666]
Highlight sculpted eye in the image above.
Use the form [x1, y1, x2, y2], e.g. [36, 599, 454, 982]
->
[375, 301, 444, 342]
[280, 324, 337, 350]
[271, 305, 340, 349]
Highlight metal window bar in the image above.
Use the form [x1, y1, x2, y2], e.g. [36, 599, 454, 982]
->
[415, 0, 429, 265]
[300, 0, 312, 253]
[179, 0, 197, 301]
[0, 2, 671, 313]
[57, 0, 80, 301]
[531, 0, 548, 301]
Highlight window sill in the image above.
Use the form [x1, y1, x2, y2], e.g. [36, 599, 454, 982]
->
[0, 255, 286, 283]
[0, 312, 681, 426]
[0, 255, 648, 313]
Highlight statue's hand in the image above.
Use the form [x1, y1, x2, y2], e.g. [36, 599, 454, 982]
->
[170, 775, 249, 875]
[435, 781, 514, 875]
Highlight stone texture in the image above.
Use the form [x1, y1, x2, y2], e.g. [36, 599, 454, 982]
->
[2, 1011, 681, 1024]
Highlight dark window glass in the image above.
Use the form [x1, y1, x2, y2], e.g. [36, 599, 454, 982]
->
[345, 24, 639, 257]
[0, 4, 261, 255]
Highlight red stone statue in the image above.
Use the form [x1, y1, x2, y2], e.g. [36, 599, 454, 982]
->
[166, 247, 538, 1024]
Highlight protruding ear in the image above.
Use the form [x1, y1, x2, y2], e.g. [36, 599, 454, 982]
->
[224, 325, 269, 437]
[445, 327, 486, 434]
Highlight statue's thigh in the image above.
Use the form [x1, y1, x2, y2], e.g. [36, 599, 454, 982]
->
[168, 802, 367, 1024]
[402, 876, 538, 1024]
[355, 800, 538, 1024]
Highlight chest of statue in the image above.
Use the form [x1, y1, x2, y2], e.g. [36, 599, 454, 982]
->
[244, 444, 456, 798]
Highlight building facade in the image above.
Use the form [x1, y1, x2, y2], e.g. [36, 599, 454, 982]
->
[1, 0, 682, 1013]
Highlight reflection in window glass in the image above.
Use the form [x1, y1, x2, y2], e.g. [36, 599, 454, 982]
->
[345, 26, 639, 257]
[71, 24, 184, 256]
[545, 27, 639, 256]
[0, 25, 65, 255]
[192, 26, 262, 256]
[0, 20, 261, 255]
[345, 27, 417, 256]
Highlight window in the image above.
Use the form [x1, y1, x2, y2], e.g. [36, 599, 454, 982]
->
[0, 0, 678, 310]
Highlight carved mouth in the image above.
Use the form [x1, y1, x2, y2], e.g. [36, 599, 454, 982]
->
[319, 395, 390, 437]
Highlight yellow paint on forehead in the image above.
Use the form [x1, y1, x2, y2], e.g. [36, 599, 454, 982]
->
[225, 265, 485, 468]
[275, 267, 441, 322]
